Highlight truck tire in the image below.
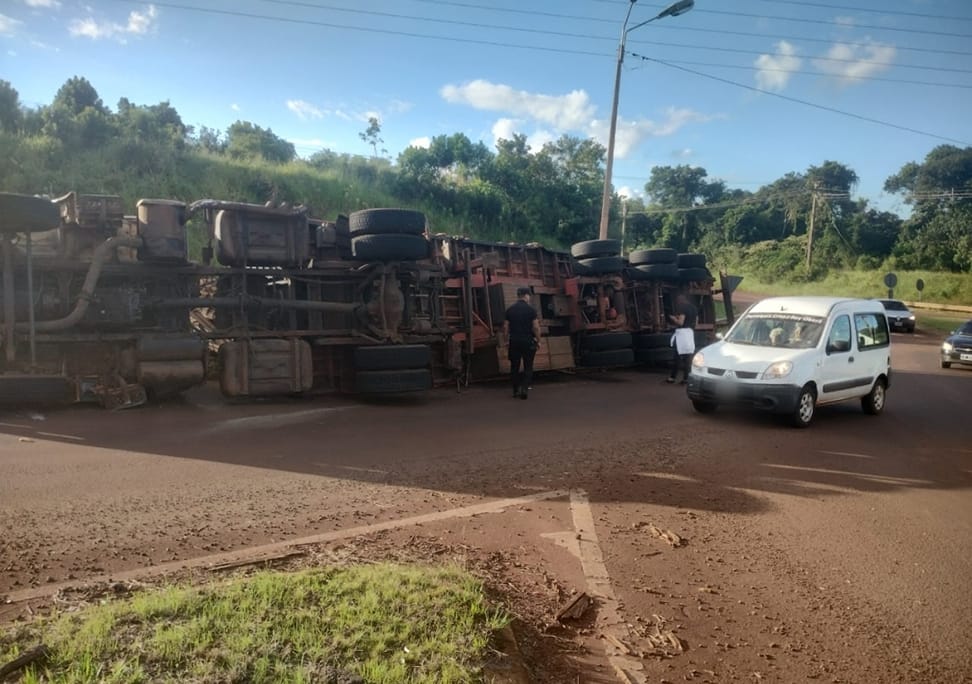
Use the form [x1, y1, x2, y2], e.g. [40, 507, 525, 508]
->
[677, 252, 707, 268]
[571, 239, 621, 259]
[628, 248, 677, 266]
[635, 332, 672, 349]
[582, 332, 632, 351]
[353, 344, 431, 371]
[576, 256, 624, 274]
[580, 348, 635, 367]
[348, 208, 427, 237]
[355, 368, 432, 394]
[0, 192, 60, 234]
[635, 263, 679, 280]
[636, 347, 672, 366]
[0, 375, 73, 405]
[351, 234, 429, 262]
[679, 267, 712, 283]
[572, 260, 592, 276]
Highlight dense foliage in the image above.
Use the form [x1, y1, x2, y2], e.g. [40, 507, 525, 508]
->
[1, 77, 969, 280]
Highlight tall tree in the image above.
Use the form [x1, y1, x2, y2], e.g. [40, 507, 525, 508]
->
[226, 121, 295, 163]
[0, 80, 22, 133]
[359, 116, 385, 158]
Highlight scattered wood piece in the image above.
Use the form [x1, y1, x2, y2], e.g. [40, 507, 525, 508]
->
[647, 524, 684, 547]
[0, 644, 50, 680]
[602, 633, 631, 655]
[556, 592, 592, 622]
[208, 551, 306, 572]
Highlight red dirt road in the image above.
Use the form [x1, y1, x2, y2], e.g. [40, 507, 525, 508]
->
[1, 332, 970, 682]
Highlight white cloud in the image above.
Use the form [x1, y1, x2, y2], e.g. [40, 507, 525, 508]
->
[68, 4, 157, 41]
[25, 0, 61, 7]
[230, 103, 240, 112]
[442, 79, 595, 130]
[332, 109, 352, 122]
[286, 99, 323, 120]
[834, 16, 855, 28]
[754, 40, 802, 91]
[813, 40, 896, 83]
[617, 186, 644, 200]
[0, 13, 23, 35]
[491, 118, 519, 144]
[389, 99, 413, 114]
[408, 137, 431, 149]
[589, 107, 716, 158]
[445, 80, 714, 160]
[674, 147, 694, 158]
[361, 110, 382, 123]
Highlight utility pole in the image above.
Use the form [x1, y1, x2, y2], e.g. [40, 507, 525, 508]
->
[620, 200, 629, 252]
[805, 184, 817, 273]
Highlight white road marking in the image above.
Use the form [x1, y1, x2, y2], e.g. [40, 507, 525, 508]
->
[6, 488, 569, 604]
[569, 489, 647, 684]
[763, 463, 930, 486]
[204, 406, 356, 434]
[819, 450, 875, 459]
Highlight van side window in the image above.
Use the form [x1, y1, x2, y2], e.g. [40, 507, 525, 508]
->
[854, 313, 890, 349]
[828, 315, 852, 353]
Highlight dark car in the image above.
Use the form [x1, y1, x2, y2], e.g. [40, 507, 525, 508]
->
[942, 319, 972, 369]
[879, 299, 916, 333]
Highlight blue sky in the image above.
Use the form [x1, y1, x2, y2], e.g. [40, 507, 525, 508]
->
[2, 0, 971, 216]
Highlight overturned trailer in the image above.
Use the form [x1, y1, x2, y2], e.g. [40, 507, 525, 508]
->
[0, 191, 719, 407]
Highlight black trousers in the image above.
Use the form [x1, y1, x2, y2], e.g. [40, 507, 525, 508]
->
[670, 349, 692, 380]
[509, 339, 537, 393]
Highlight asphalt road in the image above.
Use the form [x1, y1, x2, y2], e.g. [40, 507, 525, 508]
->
[1, 330, 969, 682]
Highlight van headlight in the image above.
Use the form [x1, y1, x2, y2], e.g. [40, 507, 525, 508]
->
[692, 352, 705, 369]
[943, 342, 953, 352]
[763, 361, 793, 379]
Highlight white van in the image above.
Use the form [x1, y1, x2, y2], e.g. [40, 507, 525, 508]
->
[686, 297, 891, 427]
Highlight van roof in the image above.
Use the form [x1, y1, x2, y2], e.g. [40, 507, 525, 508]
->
[747, 296, 880, 318]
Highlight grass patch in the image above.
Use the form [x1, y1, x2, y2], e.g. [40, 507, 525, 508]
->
[916, 312, 969, 336]
[0, 564, 509, 683]
[736, 269, 972, 307]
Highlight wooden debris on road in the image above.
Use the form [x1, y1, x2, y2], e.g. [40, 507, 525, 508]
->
[556, 592, 592, 622]
[0, 644, 50, 680]
[647, 524, 684, 547]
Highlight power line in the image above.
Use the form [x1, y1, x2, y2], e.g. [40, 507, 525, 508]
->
[637, 59, 972, 91]
[402, 0, 972, 58]
[658, 23, 972, 59]
[631, 189, 851, 216]
[746, 0, 972, 23]
[110, 0, 972, 77]
[694, 8, 972, 39]
[628, 38, 972, 76]
[628, 51, 972, 147]
[243, 0, 972, 76]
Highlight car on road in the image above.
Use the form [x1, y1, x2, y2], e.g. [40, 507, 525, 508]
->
[879, 299, 916, 333]
[686, 297, 891, 427]
[941, 319, 972, 369]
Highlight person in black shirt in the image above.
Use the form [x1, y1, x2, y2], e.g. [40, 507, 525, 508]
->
[667, 293, 698, 384]
[503, 287, 541, 399]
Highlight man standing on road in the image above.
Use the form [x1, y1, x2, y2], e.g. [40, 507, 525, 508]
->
[667, 293, 697, 384]
[503, 287, 541, 399]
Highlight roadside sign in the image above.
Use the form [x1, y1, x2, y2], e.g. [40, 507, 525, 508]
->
[916, 278, 925, 291]
[883, 272, 897, 288]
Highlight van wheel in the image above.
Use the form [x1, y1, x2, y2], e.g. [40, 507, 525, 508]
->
[941, 360, 951, 369]
[791, 385, 816, 428]
[861, 378, 886, 415]
[692, 400, 717, 414]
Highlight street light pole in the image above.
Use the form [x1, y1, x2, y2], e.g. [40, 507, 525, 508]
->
[597, 0, 695, 240]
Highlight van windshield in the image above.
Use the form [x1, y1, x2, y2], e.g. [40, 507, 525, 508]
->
[726, 312, 825, 349]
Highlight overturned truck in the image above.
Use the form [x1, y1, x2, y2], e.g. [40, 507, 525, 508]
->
[0, 191, 720, 407]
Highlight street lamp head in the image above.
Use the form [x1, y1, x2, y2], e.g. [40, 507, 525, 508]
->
[656, 0, 694, 19]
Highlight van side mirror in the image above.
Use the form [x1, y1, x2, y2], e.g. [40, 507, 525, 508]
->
[827, 339, 851, 354]
[716, 331, 724, 340]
